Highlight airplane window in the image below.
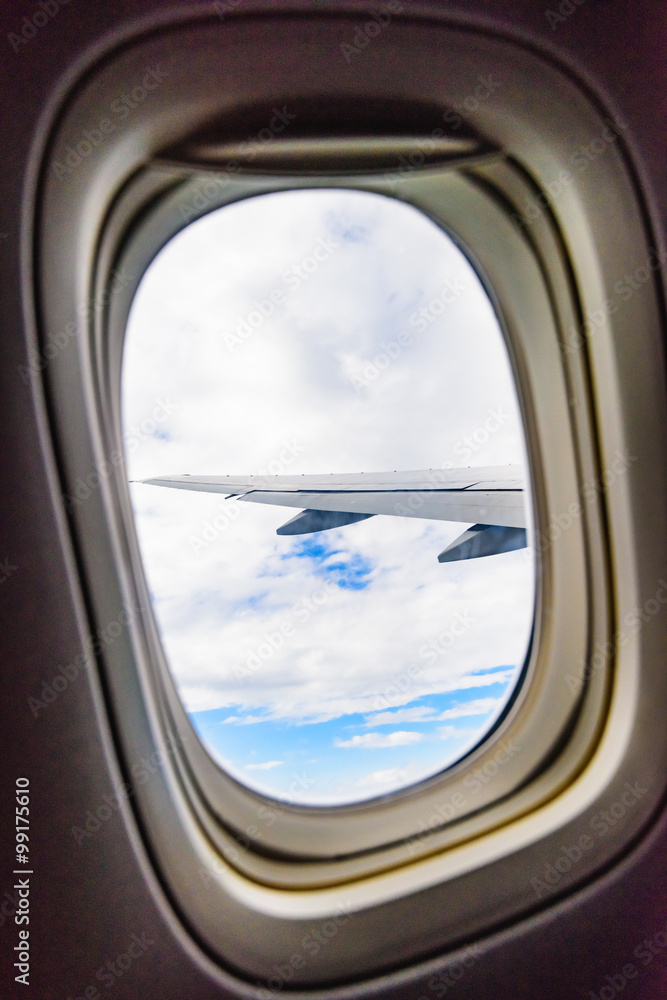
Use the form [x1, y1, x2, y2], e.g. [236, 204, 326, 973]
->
[122, 187, 534, 806]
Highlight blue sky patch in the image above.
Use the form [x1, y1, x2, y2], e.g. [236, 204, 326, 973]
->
[283, 535, 373, 589]
[190, 677, 517, 805]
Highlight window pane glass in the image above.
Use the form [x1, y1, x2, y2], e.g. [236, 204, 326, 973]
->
[122, 188, 534, 805]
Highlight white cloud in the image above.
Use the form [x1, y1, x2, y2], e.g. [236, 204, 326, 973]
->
[335, 731, 424, 749]
[245, 760, 283, 770]
[436, 725, 478, 741]
[347, 766, 418, 789]
[363, 706, 437, 726]
[436, 698, 498, 720]
[359, 699, 500, 729]
[221, 714, 269, 725]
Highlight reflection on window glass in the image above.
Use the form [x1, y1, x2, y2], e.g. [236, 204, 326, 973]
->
[122, 188, 534, 805]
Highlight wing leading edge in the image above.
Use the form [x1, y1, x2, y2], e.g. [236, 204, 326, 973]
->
[140, 467, 527, 561]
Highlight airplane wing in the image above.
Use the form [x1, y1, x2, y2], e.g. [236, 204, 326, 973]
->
[140, 466, 527, 561]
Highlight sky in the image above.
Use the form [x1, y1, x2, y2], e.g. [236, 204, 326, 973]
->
[121, 187, 535, 805]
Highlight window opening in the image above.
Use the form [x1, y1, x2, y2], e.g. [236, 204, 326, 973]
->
[122, 187, 534, 805]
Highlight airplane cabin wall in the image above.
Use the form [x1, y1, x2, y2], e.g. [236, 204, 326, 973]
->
[0, 2, 665, 998]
